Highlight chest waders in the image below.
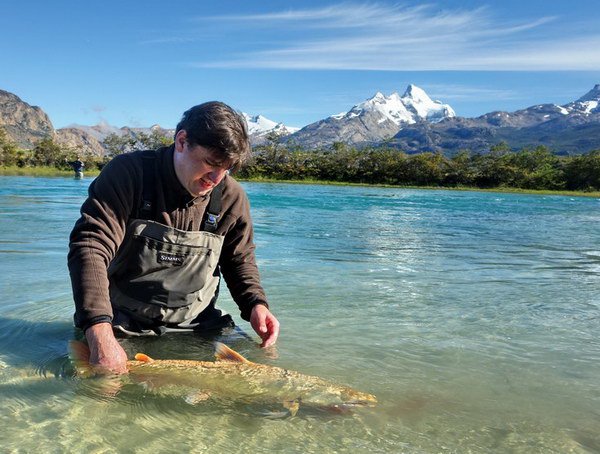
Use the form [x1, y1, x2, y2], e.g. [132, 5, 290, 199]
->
[107, 151, 234, 336]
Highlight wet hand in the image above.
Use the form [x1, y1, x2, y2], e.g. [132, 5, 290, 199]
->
[250, 304, 280, 348]
[85, 322, 128, 375]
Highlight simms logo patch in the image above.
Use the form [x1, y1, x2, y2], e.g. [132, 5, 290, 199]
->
[157, 252, 185, 266]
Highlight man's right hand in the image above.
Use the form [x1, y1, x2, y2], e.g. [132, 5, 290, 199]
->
[84, 322, 128, 375]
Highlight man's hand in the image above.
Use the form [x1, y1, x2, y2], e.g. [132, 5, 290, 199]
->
[84, 322, 128, 375]
[250, 305, 280, 348]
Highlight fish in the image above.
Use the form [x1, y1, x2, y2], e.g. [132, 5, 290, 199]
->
[69, 341, 377, 416]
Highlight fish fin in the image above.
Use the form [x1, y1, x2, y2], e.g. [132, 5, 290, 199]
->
[261, 410, 291, 419]
[134, 353, 154, 363]
[261, 400, 300, 419]
[283, 399, 300, 417]
[92, 376, 124, 399]
[69, 340, 90, 364]
[214, 342, 250, 363]
[68, 340, 94, 378]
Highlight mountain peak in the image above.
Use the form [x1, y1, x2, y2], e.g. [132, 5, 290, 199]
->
[402, 84, 431, 103]
[563, 84, 600, 115]
[330, 85, 455, 127]
[401, 85, 456, 122]
[242, 112, 298, 137]
[577, 84, 600, 102]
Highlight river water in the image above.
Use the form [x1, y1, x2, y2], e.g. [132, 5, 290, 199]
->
[0, 176, 598, 453]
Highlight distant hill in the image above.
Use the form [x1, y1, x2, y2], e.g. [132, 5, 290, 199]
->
[0, 89, 54, 149]
[56, 123, 175, 156]
[0, 89, 297, 155]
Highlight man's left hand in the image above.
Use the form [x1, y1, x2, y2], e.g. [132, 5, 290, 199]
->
[250, 305, 280, 348]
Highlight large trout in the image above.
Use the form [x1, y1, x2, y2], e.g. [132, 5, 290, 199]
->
[70, 341, 376, 416]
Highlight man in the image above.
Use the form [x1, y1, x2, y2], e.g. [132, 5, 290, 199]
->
[70, 156, 84, 178]
[68, 101, 279, 374]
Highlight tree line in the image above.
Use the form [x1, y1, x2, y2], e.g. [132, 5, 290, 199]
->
[0, 128, 171, 171]
[238, 140, 600, 191]
[1, 126, 599, 191]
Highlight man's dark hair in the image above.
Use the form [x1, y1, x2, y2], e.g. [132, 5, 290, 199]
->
[175, 101, 250, 171]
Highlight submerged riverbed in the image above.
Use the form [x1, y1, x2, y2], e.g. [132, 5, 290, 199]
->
[0, 176, 598, 453]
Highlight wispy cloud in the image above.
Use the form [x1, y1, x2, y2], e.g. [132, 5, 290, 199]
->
[186, 2, 600, 71]
[424, 84, 519, 101]
[81, 105, 107, 115]
[140, 36, 196, 45]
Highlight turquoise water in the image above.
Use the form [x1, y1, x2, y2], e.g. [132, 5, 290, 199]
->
[0, 176, 599, 453]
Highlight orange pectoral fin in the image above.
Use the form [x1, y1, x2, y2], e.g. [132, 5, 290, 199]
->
[214, 342, 251, 363]
[134, 353, 154, 363]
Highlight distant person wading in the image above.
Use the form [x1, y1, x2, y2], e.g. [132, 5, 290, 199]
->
[70, 157, 84, 179]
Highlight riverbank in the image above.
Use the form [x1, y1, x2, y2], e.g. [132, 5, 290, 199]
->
[238, 175, 600, 198]
[0, 166, 87, 177]
[2, 166, 599, 198]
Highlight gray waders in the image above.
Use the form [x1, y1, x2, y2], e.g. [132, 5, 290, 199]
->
[107, 151, 234, 336]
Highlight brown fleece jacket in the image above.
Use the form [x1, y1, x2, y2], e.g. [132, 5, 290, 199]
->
[68, 145, 267, 330]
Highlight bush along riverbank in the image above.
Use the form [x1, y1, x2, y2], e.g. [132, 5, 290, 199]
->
[2, 127, 600, 193]
[238, 142, 600, 193]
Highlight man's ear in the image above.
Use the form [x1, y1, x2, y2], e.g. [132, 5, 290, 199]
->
[174, 130, 187, 152]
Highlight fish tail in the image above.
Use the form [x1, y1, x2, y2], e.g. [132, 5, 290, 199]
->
[283, 399, 300, 417]
[68, 340, 93, 378]
[69, 340, 90, 364]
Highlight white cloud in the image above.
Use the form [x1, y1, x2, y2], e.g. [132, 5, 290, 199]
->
[424, 85, 521, 102]
[189, 2, 600, 71]
[140, 36, 196, 45]
[81, 105, 107, 115]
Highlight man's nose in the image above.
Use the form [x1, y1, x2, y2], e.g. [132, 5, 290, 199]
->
[208, 168, 227, 182]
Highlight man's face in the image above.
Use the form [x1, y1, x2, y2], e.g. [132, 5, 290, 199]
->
[173, 130, 231, 197]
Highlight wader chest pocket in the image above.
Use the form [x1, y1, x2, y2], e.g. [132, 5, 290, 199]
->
[109, 218, 224, 317]
[136, 235, 211, 264]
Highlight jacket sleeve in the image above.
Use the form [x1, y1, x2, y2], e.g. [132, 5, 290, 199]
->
[67, 155, 140, 330]
[219, 188, 269, 321]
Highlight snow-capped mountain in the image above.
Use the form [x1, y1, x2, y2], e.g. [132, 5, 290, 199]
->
[4, 84, 600, 157]
[333, 85, 455, 125]
[244, 113, 278, 135]
[391, 85, 600, 155]
[400, 84, 456, 122]
[563, 84, 600, 114]
[242, 113, 299, 143]
[331, 92, 415, 125]
[289, 85, 455, 148]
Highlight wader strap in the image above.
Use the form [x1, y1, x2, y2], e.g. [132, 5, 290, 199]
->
[202, 181, 223, 233]
[140, 150, 156, 220]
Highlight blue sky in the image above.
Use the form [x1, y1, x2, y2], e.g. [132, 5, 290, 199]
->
[2, 1, 600, 129]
